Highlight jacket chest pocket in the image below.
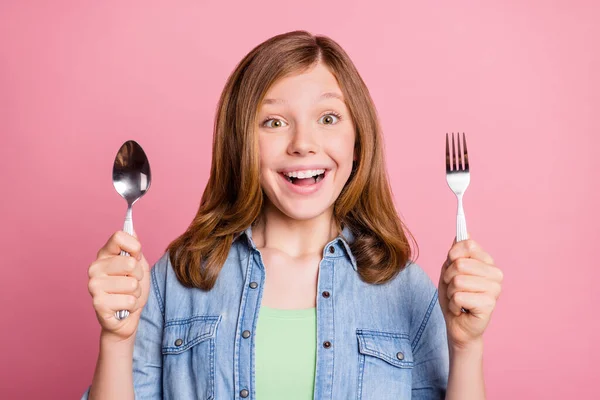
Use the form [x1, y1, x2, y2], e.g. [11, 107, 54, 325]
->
[162, 316, 221, 400]
[356, 329, 414, 400]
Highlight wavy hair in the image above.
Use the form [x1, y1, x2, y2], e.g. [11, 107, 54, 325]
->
[166, 30, 417, 290]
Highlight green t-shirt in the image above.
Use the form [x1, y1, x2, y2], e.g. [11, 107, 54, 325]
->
[254, 306, 317, 399]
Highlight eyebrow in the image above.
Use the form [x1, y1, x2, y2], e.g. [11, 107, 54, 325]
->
[262, 92, 345, 105]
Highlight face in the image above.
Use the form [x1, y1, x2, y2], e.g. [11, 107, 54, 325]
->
[257, 62, 356, 221]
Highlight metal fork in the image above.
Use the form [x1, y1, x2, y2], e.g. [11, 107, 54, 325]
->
[446, 132, 471, 314]
[446, 132, 470, 242]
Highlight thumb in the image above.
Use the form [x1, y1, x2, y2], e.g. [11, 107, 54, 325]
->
[129, 229, 142, 260]
[141, 253, 150, 271]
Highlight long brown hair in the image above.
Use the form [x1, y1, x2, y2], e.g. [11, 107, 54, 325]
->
[166, 30, 417, 290]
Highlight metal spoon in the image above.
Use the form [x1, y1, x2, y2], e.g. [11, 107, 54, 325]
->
[112, 140, 151, 320]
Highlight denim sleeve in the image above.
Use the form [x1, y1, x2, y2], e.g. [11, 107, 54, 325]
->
[131, 258, 166, 398]
[80, 256, 167, 400]
[409, 266, 450, 399]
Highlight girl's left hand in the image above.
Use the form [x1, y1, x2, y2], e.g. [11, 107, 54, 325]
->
[438, 236, 504, 350]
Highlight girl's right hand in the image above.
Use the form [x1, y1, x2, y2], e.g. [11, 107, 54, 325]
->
[87, 231, 151, 342]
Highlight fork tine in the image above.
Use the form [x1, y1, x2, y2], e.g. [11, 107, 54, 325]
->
[452, 132, 459, 171]
[446, 133, 451, 172]
[457, 132, 463, 170]
[462, 132, 469, 171]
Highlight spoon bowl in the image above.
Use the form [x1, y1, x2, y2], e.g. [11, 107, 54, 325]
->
[113, 140, 151, 204]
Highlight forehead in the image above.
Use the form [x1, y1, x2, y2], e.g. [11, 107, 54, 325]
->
[262, 62, 344, 102]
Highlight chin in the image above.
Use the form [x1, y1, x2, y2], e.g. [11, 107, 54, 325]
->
[277, 201, 332, 221]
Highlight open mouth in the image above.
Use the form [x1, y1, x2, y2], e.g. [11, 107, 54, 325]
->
[280, 171, 327, 186]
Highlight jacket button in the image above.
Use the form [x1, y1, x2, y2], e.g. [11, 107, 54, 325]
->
[322, 291, 330, 298]
[396, 352, 404, 360]
[174, 339, 183, 347]
[240, 389, 249, 398]
[242, 330, 251, 339]
[329, 246, 335, 254]
[249, 282, 258, 289]
[323, 341, 332, 349]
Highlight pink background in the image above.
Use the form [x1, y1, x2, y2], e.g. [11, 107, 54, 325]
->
[1, 1, 598, 398]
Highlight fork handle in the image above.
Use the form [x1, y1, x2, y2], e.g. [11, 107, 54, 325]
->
[455, 196, 470, 314]
[456, 196, 468, 242]
[115, 206, 133, 321]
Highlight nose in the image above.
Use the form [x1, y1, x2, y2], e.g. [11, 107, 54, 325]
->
[287, 123, 319, 156]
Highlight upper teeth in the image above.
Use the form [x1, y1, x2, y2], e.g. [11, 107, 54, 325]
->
[284, 169, 326, 179]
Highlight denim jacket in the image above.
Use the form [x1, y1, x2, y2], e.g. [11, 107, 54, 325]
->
[82, 226, 449, 399]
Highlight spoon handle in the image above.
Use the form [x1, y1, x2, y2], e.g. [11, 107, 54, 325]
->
[115, 206, 134, 321]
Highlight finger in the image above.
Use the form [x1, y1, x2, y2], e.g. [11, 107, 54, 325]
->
[450, 292, 496, 316]
[447, 295, 464, 316]
[88, 276, 139, 296]
[448, 239, 494, 265]
[106, 256, 144, 280]
[93, 293, 139, 317]
[89, 256, 134, 279]
[97, 231, 142, 260]
[444, 258, 503, 285]
[132, 281, 143, 298]
[447, 275, 502, 301]
[88, 256, 145, 282]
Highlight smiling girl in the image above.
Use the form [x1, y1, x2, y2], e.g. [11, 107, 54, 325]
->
[83, 31, 503, 400]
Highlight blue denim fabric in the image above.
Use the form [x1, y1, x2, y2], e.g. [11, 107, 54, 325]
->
[82, 226, 449, 399]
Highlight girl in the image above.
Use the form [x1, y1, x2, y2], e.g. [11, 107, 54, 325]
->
[84, 31, 503, 400]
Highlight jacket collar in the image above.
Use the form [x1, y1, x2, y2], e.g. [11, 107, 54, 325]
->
[234, 224, 358, 271]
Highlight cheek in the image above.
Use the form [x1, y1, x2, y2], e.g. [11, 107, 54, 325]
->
[258, 135, 279, 168]
[328, 129, 356, 169]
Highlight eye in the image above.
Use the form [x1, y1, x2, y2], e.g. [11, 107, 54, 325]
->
[319, 113, 340, 125]
[263, 118, 288, 128]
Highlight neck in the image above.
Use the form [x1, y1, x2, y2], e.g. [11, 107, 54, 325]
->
[252, 201, 339, 258]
